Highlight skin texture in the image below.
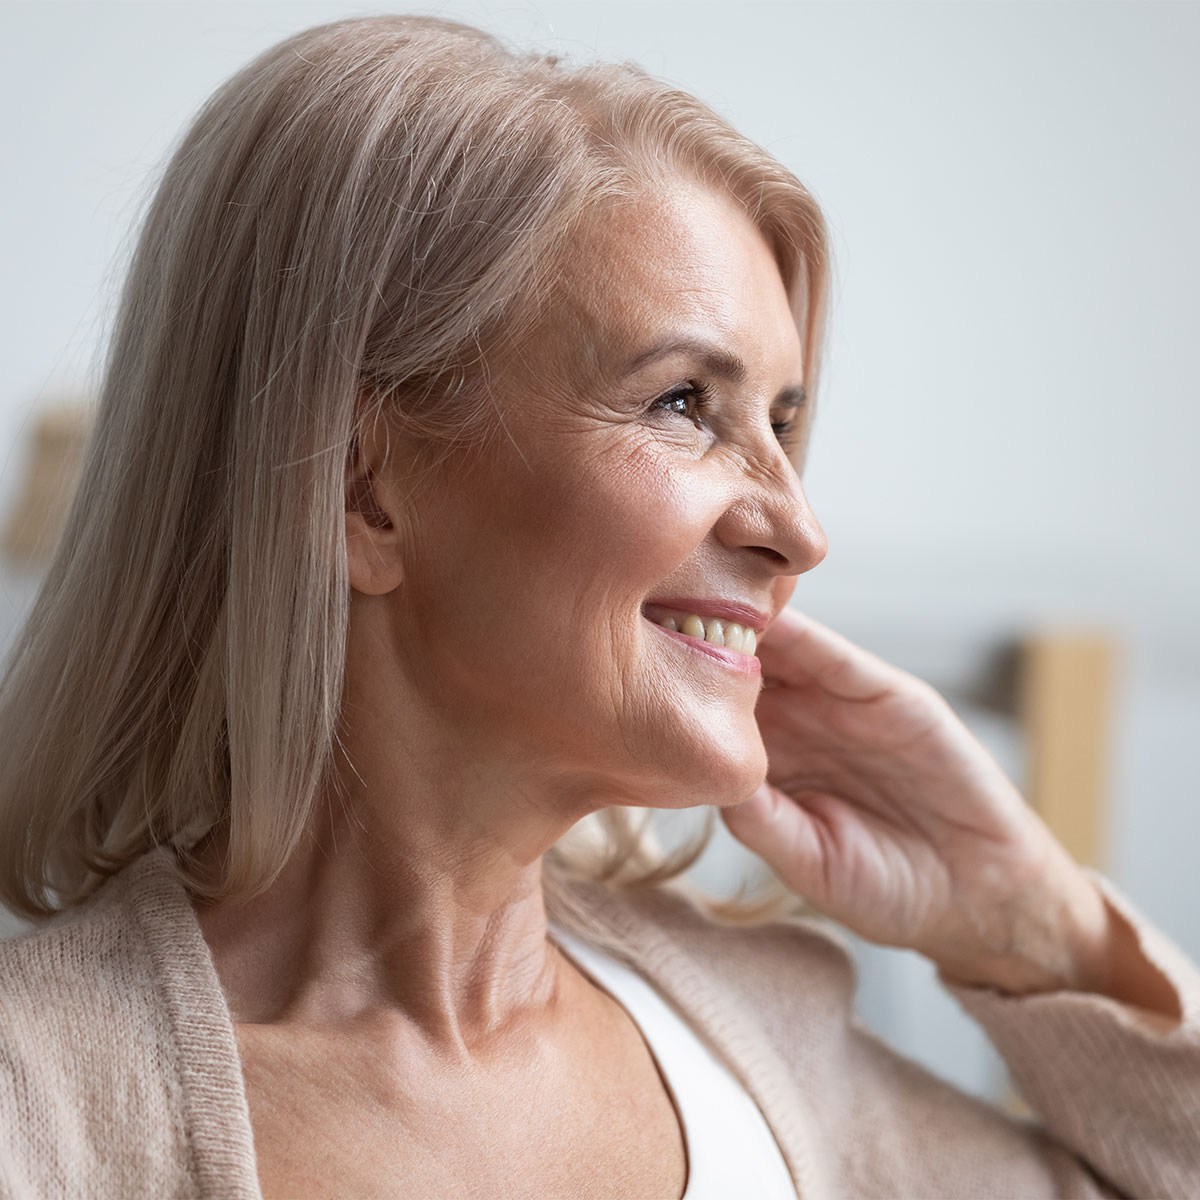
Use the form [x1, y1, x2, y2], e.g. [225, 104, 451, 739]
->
[193, 179, 826, 1199]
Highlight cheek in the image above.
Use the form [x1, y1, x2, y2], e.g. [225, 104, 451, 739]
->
[409, 443, 766, 797]
[399, 444, 674, 678]
[583, 444, 707, 564]
[510, 439, 705, 593]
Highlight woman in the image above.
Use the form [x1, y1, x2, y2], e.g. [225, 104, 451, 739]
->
[0, 13, 1196, 1200]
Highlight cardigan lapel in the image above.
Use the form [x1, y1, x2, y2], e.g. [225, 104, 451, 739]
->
[124, 848, 263, 1200]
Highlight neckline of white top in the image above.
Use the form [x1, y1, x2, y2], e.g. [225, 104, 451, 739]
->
[546, 920, 798, 1200]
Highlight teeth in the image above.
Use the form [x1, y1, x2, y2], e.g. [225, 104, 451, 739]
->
[653, 611, 758, 655]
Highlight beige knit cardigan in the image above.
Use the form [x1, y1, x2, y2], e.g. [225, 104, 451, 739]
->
[1, 846, 1198, 1199]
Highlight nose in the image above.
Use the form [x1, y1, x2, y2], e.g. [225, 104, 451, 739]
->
[716, 444, 828, 577]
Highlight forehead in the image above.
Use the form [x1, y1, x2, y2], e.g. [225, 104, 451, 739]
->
[537, 182, 800, 383]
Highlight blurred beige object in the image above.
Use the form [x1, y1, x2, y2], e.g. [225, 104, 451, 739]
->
[1020, 630, 1117, 872]
[999, 627, 1118, 1121]
[1, 401, 95, 566]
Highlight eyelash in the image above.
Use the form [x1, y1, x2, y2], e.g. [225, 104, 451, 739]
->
[650, 381, 801, 451]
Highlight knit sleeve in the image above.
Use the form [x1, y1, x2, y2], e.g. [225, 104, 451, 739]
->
[931, 867, 1200, 1200]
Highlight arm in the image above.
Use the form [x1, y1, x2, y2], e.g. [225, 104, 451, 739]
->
[932, 866, 1200, 1199]
[771, 885, 1200, 1200]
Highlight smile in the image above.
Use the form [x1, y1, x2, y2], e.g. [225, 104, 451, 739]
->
[647, 607, 758, 653]
[641, 608, 763, 678]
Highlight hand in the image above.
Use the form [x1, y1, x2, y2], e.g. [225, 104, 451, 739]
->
[721, 606, 1110, 993]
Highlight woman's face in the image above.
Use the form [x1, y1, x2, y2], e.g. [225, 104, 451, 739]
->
[366, 181, 827, 814]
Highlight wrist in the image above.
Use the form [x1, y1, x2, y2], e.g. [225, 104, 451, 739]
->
[934, 862, 1109, 995]
[936, 875, 1182, 1031]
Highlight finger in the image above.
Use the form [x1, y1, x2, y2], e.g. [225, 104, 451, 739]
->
[758, 606, 906, 701]
[719, 782, 829, 904]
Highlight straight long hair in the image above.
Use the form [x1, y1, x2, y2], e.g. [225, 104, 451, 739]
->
[0, 14, 832, 943]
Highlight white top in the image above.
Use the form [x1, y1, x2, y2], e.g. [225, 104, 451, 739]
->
[548, 921, 798, 1200]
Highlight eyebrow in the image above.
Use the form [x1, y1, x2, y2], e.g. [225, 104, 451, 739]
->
[621, 336, 807, 409]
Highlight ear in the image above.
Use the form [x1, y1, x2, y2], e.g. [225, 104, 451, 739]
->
[345, 406, 406, 597]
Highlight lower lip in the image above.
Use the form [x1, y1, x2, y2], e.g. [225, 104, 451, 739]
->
[644, 617, 762, 677]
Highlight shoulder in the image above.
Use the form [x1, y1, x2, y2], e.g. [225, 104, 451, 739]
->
[0, 851, 193, 1193]
[0, 853, 171, 1037]
[555, 872, 861, 1016]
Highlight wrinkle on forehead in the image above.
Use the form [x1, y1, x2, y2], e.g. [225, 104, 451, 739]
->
[491, 181, 800, 408]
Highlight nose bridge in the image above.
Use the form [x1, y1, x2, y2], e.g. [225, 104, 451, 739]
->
[728, 436, 827, 574]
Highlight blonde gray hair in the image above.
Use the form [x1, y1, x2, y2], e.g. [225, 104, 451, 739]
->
[0, 14, 831, 937]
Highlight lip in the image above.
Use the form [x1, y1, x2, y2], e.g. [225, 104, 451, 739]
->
[643, 615, 763, 677]
[641, 597, 771, 634]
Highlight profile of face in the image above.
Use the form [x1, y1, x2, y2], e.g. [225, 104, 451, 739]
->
[348, 181, 827, 819]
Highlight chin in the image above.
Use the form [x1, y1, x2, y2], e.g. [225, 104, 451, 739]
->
[648, 743, 768, 811]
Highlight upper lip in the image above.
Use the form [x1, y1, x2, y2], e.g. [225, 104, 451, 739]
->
[642, 597, 772, 634]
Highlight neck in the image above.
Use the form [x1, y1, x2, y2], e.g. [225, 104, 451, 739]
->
[190, 593, 619, 1051]
[191, 775, 587, 1054]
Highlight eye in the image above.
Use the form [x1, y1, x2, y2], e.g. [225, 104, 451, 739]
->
[649, 381, 713, 429]
[650, 380, 803, 453]
[772, 416, 802, 455]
